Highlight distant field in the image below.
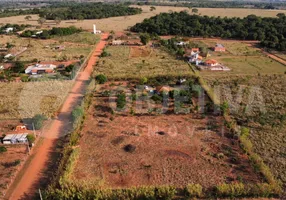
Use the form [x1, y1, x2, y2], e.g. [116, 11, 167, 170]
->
[0, 35, 92, 62]
[0, 6, 285, 32]
[96, 46, 193, 79]
[53, 32, 100, 45]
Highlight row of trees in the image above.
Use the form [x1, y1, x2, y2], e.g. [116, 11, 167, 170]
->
[131, 12, 286, 51]
[38, 3, 142, 20]
[20, 26, 82, 39]
[137, 0, 284, 10]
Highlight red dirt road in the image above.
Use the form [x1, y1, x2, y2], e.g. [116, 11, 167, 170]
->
[5, 33, 108, 200]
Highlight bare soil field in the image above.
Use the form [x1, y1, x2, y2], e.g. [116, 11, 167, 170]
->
[0, 6, 285, 32]
[205, 74, 286, 192]
[0, 35, 92, 62]
[0, 145, 27, 197]
[96, 46, 193, 79]
[0, 80, 73, 119]
[70, 82, 262, 189]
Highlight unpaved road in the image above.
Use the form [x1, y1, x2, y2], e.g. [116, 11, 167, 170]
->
[5, 33, 108, 200]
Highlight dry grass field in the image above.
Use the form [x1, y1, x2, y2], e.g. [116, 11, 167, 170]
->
[70, 82, 262, 189]
[0, 145, 27, 197]
[95, 46, 193, 79]
[0, 80, 73, 119]
[205, 74, 286, 192]
[0, 35, 92, 62]
[0, 6, 285, 32]
[190, 39, 286, 77]
[53, 32, 100, 45]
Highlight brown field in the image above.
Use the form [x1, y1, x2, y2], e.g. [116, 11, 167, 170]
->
[0, 35, 92, 62]
[0, 6, 285, 32]
[0, 80, 73, 119]
[95, 46, 193, 79]
[70, 82, 262, 189]
[205, 74, 286, 192]
[0, 145, 27, 197]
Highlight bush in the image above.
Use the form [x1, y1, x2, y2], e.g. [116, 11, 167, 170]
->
[32, 114, 47, 130]
[100, 49, 111, 57]
[27, 134, 35, 144]
[139, 77, 148, 85]
[0, 146, 7, 153]
[72, 106, 84, 128]
[151, 94, 163, 103]
[185, 184, 203, 198]
[155, 186, 176, 200]
[216, 183, 246, 198]
[116, 92, 126, 109]
[95, 74, 107, 84]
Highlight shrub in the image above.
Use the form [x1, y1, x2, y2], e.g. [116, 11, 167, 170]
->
[32, 114, 47, 130]
[0, 146, 7, 153]
[123, 144, 136, 153]
[27, 134, 35, 144]
[95, 74, 107, 84]
[155, 186, 176, 200]
[216, 183, 246, 198]
[151, 94, 162, 103]
[116, 92, 126, 109]
[72, 106, 84, 128]
[139, 77, 148, 85]
[185, 184, 203, 198]
[100, 49, 111, 57]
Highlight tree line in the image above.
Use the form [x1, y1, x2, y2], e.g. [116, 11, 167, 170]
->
[39, 3, 142, 20]
[131, 11, 286, 51]
[136, 0, 286, 10]
[20, 26, 81, 39]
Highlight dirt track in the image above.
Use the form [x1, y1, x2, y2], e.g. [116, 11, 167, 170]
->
[5, 33, 108, 200]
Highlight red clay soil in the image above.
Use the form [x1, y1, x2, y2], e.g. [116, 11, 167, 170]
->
[5, 33, 108, 200]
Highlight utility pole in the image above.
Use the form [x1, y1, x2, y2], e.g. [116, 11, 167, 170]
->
[39, 189, 43, 200]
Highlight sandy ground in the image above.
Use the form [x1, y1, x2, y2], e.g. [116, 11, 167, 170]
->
[0, 6, 285, 32]
[5, 33, 108, 200]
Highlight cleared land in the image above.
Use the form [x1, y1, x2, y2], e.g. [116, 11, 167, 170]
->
[0, 145, 27, 197]
[0, 6, 285, 32]
[205, 74, 286, 193]
[0, 80, 72, 119]
[70, 82, 262, 189]
[96, 46, 193, 79]
[0, 35, 92, 62]
[53, 32, 100, 45]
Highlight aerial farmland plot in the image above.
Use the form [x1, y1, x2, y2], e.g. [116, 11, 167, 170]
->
[69, 81, 263, 191]
[95, 46, 194, 79]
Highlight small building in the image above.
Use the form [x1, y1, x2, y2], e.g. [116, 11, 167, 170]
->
[4, 54, 14, 59]
[25, 64, 57, 75]
[156, 86, 172, 94]
[190, 48, 200, 55]
[214, 44, 226, 52]
[175, 41, 189, 46]
[35, 30, 43, 35]
[205, 59, 219, 67]
[15, 125, 27, 132]
[3, 133, 28, 144]
[93, 24, 101, 34]
[112, 40, 124, 45]
[4, 27, 14, 33]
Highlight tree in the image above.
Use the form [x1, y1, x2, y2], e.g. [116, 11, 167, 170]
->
[95, 74, 107, 84]
[192, 8, 199, 14]
[32, 114, 47, 130]
[276, 13, 285, 19]
[12, 61, 25, 73]
[116, 92, 126, 109]
[25, 15, 32, 21]
[140, 33, 150, 45]
[37, 17, 46, 26]
[27, 134, 35, 145]
[54, 17, 61, 25]
[0, 146, 7, 153]
[139, 77, 148, 85]
[150, 6, 156, 12]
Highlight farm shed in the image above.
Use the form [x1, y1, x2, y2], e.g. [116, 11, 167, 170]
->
[3, 133, 28, 144]
[214, 43, 226, 52]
